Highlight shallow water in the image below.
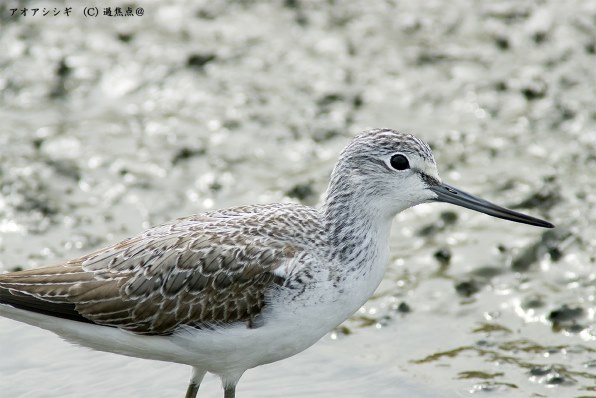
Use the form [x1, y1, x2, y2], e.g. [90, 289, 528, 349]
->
[0, 0, 595, 397]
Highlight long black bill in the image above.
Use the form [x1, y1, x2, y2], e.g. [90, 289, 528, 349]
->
[429, 183, 554, 228]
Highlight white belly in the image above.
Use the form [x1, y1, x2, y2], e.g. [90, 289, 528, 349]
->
[0, 250, 388, 379]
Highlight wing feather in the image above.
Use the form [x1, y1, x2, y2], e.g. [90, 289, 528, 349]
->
[0, 205, 320, 335]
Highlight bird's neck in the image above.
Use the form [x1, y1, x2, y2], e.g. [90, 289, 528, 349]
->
[321, 184, 394, 278]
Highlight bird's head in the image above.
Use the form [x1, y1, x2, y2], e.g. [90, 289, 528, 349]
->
[326, 128, 553, 228]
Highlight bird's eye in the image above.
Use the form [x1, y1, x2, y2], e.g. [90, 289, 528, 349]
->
[390, 154, 410, 170]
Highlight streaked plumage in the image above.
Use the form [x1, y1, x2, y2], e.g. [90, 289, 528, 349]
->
[0, 129, 553, 397]
[1, 204, 320, 335]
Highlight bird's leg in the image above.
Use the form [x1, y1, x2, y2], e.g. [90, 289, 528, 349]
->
[221, 372, 242, 398]
[185, 383, 199, 398]
[223, 384, 236, 398]
[185, 367, 206, 398]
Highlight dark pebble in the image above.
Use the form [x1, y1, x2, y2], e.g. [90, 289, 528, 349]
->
[32, 138, 44, 150]
[286, 182, 315, 202]
[471, 266, 503, 279]
[532, 31, 548, 44]
[529, 366, 553, 376]
[521, 295, 544, 309]
[494, 81, 508, 91]
[187, 53, 216, 68]
[352, 94, 363, 108]
[511, 246, 537, 271]
[417, 222, 440, 237]
[117, 32, 134, 42]
[56, 58, 71, 78]
[512, 228, 572, 271]
[209, 181, 223, 192]
[416, 51, 448, 65]
[494, 35, 510, 50]
[455, 280, 480, 297]
[440, 211, 458, 225]
[546, 375, 566, 385]
[548, 247, 563, 261]
[172, 147, 206, 165]
[521, 79, 547, 100]
[564, 323, 585, 333]
[433, 248, 451, 265]
[548, 305, 584, 323]
[49, 58, 71, 98]
[396, 302, 411, 313]
[317, 93, 344, 107]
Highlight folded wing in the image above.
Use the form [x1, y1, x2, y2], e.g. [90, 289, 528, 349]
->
[0, 209, 306, 335]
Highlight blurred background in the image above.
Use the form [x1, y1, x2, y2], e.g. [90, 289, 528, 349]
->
[0, 0, 595, 397]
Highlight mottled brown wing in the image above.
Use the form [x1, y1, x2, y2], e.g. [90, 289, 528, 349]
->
[0, 213, 303, 335]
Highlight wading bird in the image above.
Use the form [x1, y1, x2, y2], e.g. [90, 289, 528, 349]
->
[0, 129, 553, 397]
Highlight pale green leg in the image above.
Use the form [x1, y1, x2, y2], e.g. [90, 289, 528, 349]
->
[223, 384, 236, 398]
[184, 367, 206, 398]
